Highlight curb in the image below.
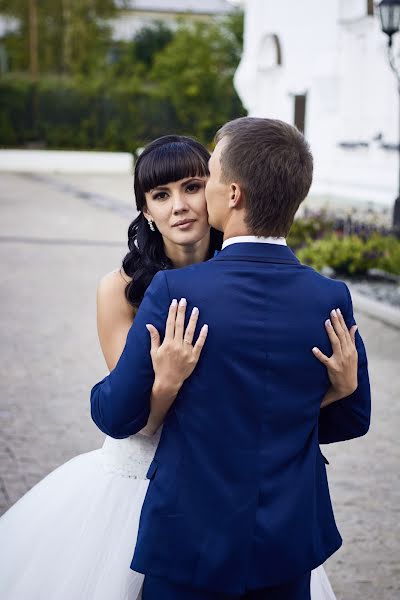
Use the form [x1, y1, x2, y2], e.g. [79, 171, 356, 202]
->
[348, 284, 400, 330]
[0, 150, 133, 174]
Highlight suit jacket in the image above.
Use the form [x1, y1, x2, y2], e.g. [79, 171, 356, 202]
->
[91, 243, 371, 594]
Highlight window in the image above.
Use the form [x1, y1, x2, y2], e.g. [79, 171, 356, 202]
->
[339, 0, 375, 20]
[257, 33, 282, 71]
[294, 95, 307, 134]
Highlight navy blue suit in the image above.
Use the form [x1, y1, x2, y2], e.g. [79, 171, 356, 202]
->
[91, 243, 371, 597]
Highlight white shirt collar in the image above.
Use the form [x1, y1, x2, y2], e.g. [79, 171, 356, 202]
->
[222, 235, 287, 250]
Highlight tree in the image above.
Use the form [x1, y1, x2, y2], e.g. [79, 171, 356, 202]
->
[106, 20, 174, 80]
[0, 9, 246, 150]
[149, 16, 245, 143]
[221, 9, 244, 65]
[0, 0, 118, 75]
[133, 20, 174, 68]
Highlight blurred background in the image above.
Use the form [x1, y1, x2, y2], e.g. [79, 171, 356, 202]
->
[0, 1, 399, 599]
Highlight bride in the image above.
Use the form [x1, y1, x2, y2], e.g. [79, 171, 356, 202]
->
[0, 135, 352, 599]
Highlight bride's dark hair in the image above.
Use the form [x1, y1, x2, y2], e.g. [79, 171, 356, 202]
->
[122, 135, 223, 309]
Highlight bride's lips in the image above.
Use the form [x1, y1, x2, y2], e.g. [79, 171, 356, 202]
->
[173, 219, 197, 230]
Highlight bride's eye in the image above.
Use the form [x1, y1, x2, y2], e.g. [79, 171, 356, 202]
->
[186, 183, 201, 193]
[153, 191, 168, 200]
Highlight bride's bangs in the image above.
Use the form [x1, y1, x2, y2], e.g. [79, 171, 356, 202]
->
[137, 142, 209, 193]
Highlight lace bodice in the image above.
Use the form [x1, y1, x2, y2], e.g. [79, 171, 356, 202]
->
[100, 430, 161, 479]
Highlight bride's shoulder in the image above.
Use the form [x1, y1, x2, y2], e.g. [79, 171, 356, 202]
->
[98, 268, 132, 291]
[97, 269, 137, 369]
[97, 269, 134, 316]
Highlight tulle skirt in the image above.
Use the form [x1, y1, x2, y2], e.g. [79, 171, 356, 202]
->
[0, 449, 148, 599]
[0, 446, 336, 600]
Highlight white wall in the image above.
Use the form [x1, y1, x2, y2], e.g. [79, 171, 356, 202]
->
[235, 0, 399, 208]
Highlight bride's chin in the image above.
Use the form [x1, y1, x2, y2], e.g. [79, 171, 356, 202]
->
[172, 228, 210, 245]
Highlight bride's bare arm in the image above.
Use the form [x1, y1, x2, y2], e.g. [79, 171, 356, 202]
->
[97, 269, 136, 372]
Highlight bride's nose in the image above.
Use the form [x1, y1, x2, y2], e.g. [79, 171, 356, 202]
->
[172, 192, 189, 214]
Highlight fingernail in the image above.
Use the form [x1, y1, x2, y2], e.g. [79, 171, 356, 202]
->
[337, 308, 341, 315]
[192, 307, 199, 315]
[325, 319, 331, 327]
[312, 347, 318, 353]
[179, 298, 187, 307]
[331, 309, 336, 317]
[171, 299, 177, 306]
[203, 324, 208, 332]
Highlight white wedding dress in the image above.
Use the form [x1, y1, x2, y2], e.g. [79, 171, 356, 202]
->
[0, 432, 336, 600]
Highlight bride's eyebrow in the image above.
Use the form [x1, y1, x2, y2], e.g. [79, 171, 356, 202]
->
[150, 177, 204, 192]
[150, 185, 170, 192]
[180, 177, 204, 186]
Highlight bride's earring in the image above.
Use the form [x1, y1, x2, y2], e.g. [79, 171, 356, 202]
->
[147, 219, 155, 232]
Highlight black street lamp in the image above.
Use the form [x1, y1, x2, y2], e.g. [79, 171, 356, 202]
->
[379, 0, 400, 235]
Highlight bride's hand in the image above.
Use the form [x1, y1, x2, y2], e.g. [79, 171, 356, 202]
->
[146, 297, 209, 392]
[139, 298, 208, 435]
[312, 308, 358, 408]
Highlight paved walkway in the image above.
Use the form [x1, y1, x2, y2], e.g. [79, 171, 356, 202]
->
[0, 173, 399, 599]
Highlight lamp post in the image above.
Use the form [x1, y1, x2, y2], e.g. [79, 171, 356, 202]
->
[378, 0, 400, 235]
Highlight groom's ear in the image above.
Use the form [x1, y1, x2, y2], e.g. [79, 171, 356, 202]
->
[228, 183, 244, 209]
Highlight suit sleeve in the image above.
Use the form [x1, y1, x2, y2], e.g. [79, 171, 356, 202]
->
[90, 271, 171, 438]
[318, 283, 371, 444]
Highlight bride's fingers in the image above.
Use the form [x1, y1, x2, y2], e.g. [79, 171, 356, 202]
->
[330, 309, 347, 350]
[335, 308, 352, 345]
[165, 299, 178, 340]
[349, 325, 358, 345]
[193, 324, 209, 360]
[183, 307, 199, 346]
[146, 324, 160, 353]
[174, 298, 187, 340]
[312, 346, 330, 366]
[324, 318, 341, 355]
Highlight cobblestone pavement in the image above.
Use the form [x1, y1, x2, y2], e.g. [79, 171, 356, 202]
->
[0, 173, 399, 599]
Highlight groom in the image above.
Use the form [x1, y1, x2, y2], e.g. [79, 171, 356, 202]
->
[91, 118, 371, 599]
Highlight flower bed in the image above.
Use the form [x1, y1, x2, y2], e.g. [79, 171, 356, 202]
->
[288, 212, 400, 277]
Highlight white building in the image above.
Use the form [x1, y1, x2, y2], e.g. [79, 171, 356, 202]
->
[235, 0, 399, 211]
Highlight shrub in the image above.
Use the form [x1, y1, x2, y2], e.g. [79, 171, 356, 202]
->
[297, 233, 400, 276]
[288, 214, 334, 250]
[0, 14, 245, 151]
[0, 75, 181, 151]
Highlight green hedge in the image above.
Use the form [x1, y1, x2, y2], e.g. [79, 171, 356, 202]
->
[0, 76, 191, 152]
[0, 16, 245, 150]
[0, 74, 244, 151]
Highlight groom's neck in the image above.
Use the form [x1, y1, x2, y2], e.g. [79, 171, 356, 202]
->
[223, 222, 252, 243]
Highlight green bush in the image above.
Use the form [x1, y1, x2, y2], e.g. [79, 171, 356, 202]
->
[0, 75, 182, 151]
[150, 21, 245, 143]
[297, 233, 400, 276]
[0, 14, 245, 151]
[0, 66, 243, 151]
[0, 76, 36, 144]
[288, 214, 334, 251]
